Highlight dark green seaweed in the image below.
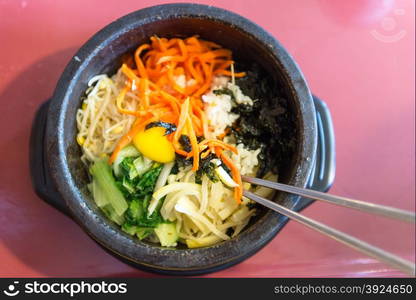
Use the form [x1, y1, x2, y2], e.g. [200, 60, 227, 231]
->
[232, 63, 297, 178]
[145, 121, 177, 135]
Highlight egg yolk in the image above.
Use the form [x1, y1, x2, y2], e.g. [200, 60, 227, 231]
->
[133, 127, 175, 163]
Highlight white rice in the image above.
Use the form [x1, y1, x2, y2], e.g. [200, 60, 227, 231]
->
[202, 94, 238, 138]
[202, 76, 260, 176]
[174, 74, 197, 88]
[231, 144, 261, 176]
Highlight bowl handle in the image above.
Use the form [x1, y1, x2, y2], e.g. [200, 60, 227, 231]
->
[30, 100, 71, 217]
[307, 95, 336, 192]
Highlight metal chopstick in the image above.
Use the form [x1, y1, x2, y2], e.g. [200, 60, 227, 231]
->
[243, 190, 415, 276]
[242, 176, 415, 223]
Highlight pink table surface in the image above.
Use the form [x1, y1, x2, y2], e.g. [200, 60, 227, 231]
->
[0, 0, 414, 277]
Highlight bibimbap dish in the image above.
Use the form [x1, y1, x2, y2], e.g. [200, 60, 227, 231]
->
[76, 36, 291, 248]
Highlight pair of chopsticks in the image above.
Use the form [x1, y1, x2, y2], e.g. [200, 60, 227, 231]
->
[242, 176, 416, 276]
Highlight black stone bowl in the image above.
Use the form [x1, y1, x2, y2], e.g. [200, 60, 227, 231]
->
[30, 4, 336, 275]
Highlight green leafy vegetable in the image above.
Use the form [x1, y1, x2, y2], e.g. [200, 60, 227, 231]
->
[136, 227, 154, 240]
[90, 159, 128, 216]
[121, 176, 135, 194]
[133, 156, 153, 176]
[134, 165, 162, 197]
[117, 162, 162, 198]
[115, 159, 165, 233]
[119, 157, 138, 180]
[113, 145, 140, 177]
[154, 223, 178, 247]
[125, 199, 144, 224]
[123, 195, 164, 231]
[91, 147, 172, 243]
[101, 205, 125, 225]
[122, 223, 137, 235]
[91, 179, 109, 208]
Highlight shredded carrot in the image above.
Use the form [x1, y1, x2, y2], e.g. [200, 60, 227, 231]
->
[107, 36, 246, 203]
[173, 98, 190, 142]
[116, 83, 140, 116]
[186, 117, 199, 171]
[134, 44, 150, 78]
[200, 149, 211, 159]
[216, 127, 231, 140]
[193, 105, 208, 137]
[218, 148, 242, 204]
[216, 70, 246, 77]
[198, 139, 238, 154]
[121, 63, 141, 83]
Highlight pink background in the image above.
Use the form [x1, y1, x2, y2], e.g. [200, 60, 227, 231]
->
[0, 0, 414, 277]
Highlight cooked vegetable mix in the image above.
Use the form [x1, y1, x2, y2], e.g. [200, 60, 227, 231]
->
[76, 36, 282, 248]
